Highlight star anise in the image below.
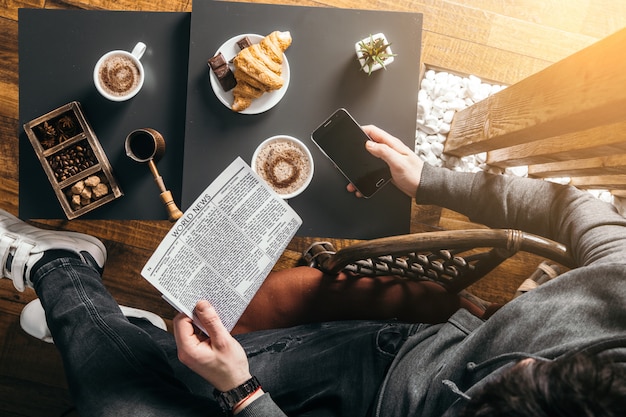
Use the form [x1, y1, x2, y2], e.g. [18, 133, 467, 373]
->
[57, 115, 78, 140]
[41, 121, 56, 137]
[40, 137, 57, 149]
[36, 121, 58, 149]
[58, 115, 75, 130]
[58, 115, 73, 128]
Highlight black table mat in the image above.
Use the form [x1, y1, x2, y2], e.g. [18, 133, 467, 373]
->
[18, 4, 423, 239]
[183, 2, 423, 239]
[19, 9, 190, 220]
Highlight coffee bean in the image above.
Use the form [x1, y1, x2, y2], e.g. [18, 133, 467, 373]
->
[47, 140, 98, 182]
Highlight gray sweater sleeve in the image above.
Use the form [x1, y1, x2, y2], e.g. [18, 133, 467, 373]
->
[414, 164, 626, 266]
[236, 393, 287, 417]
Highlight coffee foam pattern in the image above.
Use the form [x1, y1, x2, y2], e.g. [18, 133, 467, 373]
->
[98, 54, 141, 97]
[255, 139, 311, 196]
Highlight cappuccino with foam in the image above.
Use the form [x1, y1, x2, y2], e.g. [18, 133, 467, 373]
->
[93, 42, 146, 101]
[97, 54, 141, 97]
[253, 136, 313, 198]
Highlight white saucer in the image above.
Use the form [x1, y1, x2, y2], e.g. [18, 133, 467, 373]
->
[209, 33, 290, 114]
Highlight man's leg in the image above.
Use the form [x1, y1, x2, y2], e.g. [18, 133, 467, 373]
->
[34, 259, 420, 416]
[32, 258, 221, 417]
[1, 209, 219, 416]
[237, 319, 420, 416]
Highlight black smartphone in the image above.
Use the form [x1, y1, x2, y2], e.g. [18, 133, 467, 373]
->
[311, 108, 391, 198]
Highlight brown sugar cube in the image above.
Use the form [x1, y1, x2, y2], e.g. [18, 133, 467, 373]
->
[84, 175, 101, 188]
[70, 194, 82, 210]
[80, 187, 92, 200]
[70, 180, 85, 194]
[80, 196, 91, 206]
[92, 183, 109, 199]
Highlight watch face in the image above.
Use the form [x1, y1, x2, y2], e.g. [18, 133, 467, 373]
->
[215, 376, 261, 412]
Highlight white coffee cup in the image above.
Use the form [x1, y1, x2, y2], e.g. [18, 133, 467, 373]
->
[251, 135, 314, 199]
[93, 42, 146, 101]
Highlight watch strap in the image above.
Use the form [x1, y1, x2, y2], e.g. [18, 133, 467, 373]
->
[214, 376, 262, 413]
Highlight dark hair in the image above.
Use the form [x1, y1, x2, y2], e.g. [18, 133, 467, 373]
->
[458, 353, 626, 417]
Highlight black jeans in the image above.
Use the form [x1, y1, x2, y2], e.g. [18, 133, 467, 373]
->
[34, 257, 418, 416]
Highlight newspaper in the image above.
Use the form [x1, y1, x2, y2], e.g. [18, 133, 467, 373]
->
[141, 157, 302, 332]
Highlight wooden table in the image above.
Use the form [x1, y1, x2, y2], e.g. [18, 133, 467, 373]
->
[1, 1, 623, 415]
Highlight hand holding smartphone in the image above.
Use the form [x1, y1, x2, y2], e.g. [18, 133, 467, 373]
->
[311, 108, 391, 198]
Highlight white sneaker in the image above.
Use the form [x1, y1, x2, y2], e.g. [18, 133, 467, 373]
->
[0, 209, 106, 291]
[20, 298, 168, 343]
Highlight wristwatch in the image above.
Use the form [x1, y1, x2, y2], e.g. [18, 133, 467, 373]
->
[214, 376, 261, 413]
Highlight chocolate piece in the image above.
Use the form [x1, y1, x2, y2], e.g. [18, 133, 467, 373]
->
[208, 52, 237, 92]
[208, 52, 228, 70]
[218, 71, 237, 91]
[213, 64, 231, 79]
[236, 36, 252, 50]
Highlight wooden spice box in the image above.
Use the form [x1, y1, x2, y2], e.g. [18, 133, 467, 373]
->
[23, 101, 123, 219]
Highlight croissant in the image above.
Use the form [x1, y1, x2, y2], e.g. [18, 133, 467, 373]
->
[231, 31, 292, 112]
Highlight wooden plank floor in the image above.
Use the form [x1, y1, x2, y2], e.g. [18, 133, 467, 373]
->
[1, 0, 624, 415]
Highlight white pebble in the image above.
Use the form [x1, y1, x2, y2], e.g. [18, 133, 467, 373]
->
[429, 106, 444, 119]
[417, 120, 437, 135]
[424, 153, 439, 166]
[485, 166, 502, 175]
[505, 166, 528, 177]
[417, 100, 431, 118]
[442, 110, 455, 124]
[449, 99, 467, 111]
[545, 177, 571, 185]
[468, 74, 482, 85]
[418, 89, 429, 103]
[475, 152, 487, 164]
[435, 71, 450, 83]
[431, 142, 444, 156]
[432, 96, 447, 111]
[415, 130, 427, 145]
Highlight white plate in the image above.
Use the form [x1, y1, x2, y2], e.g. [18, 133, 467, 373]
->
[209, 33, 290, 114]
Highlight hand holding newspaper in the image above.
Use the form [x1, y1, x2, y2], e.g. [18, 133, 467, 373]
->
[141, 157, 302, 332]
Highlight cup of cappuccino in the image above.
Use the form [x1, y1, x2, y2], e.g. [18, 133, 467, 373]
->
[252, 135, 314, 199]
[93, 42, 146, 101]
